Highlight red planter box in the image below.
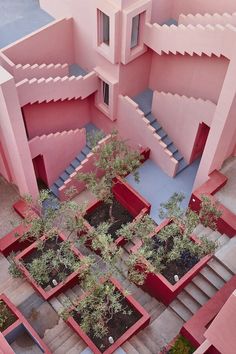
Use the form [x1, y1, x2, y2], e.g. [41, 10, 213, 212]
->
[15, 233, 83, 301]
[131, 219, 212, 306]
[189, 170, 236, 237]
[82, 176, 151, 248]
[0, 294, 51, 353]
[66, 277, 150, 354]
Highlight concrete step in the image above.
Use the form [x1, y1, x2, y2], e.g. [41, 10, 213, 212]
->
[136, 329, 159, 353]
[207, 258, 233, 282]
[43, 319, 69, 345]
[216, 234, 230, 250]
[49, 298, 64, 313]
[184, 282, 210, 306]
[176, 158, 188, 174]
[135, 291, 152, 307]
[128, 335, 153, 354]
[200, 266, 225, 290]
[57, 293, 71, 306]
[177, 290, 201, 314]
[64, 289, 78, 303]
[197, 227, 213, 240]
[169, 299, 193, 322]
[53, 333, 84, 354]
[72, 284, 84, 297]
[67, 343, 89, 354]
[192, 274, 218, 298]
[193, 224, 205, 236]
[121, 341, 140, 354]
[50, 328, 75, 351]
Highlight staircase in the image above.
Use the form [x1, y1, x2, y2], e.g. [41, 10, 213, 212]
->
[169, 224, 233, 322]
[16, 71, 99, 106]
[50, 124, 102, 198]
[13, 62, 69, 83]
[133, 89, 188, 175]
[143, 21, 236, 59]
[179, 12, 236, 27]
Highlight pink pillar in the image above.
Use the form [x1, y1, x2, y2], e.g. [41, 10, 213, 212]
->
[194, 58, 236, 189]
[0, 66, 38, 198]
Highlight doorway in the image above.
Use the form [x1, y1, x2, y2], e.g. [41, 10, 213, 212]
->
[32, 155, 48, 189]
[190, 123, 210, 163]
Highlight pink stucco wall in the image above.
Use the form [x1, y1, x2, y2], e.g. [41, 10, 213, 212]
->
[2, 19, 74, 65]
[0, 67, 38, 197]
[172, 0, 236, 18]
[151, 0, 173, 24]
[119, 50, 152, 97]
[204, 290, 236, 354]
[29, 129, 86, 186]
[23, 98, 91, 139]
[149, 53, 229, 104]
[152, 91, 215, 162]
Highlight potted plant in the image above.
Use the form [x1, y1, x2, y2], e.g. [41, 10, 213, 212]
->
[123, 193, 222, 305]
[77, 130, 151, 247]
[0, 299, 17, 333]
[59, 246, 150, 354]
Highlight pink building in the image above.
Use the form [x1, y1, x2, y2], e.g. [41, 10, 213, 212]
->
[0, 0, 236, 202]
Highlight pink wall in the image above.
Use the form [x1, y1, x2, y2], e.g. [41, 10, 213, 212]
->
[149, 53, 229, 104]
[151, 0, 173, 24]
[204, 290, 236, 354]
[23, 98, 91, 139]
[29, 129, 86, 186]
[119, 50, 152, 97]
[152, 91, 215, 162]
[0, 67, 38, 197]
[2, 19, 74, 65]
[40, 0, 120, 74]
[172, 0, 236, 18]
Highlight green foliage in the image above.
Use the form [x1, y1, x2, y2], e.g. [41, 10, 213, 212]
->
[118, 214, 156, 242]
[8, 253, 23, 279]
[199, 194, 222, 230]
[26, 239, 82, 287]
[0, 301, 11, 329]
[77, 130, 142, 217]
[76, 282, 130, 339]
[169, 335, 195, 354]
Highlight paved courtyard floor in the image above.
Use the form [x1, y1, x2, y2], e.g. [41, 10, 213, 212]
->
[0, 0, 54, 48]
[126, 158, 200, 224]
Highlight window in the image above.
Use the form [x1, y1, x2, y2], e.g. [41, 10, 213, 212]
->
[130, 14, 140, 49]
[102, 81, 109, 106]
[99, 11, 110, 46]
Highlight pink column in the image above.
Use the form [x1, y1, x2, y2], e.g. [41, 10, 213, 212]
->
[0, 66, 38, 198]
[194, 58, 236, 189]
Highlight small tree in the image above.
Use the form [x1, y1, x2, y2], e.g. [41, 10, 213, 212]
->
[124, 193, 222, 285]
[77, 130, 142, 221]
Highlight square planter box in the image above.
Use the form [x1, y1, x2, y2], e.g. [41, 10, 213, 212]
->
[82, 176, 151, 248]
[131, 219, 213, 306]
[66, 277, 150, 354]
[0, 294, 51, 353]
[15, 233, 83, 301]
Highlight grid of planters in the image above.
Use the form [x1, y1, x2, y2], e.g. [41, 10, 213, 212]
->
[4, 132, 222, 353]
[0, 294, 51, 353]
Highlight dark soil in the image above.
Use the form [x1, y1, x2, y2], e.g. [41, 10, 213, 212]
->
[85, 198, 133, 240]
[23, 238, 73, 289]
[150, 235, 199, 285]
[0, 301, 17, 332]
[73, 296, 141, 352]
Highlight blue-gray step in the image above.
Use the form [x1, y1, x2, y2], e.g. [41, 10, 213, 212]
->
[50, 144, 92, 198]
[145, 112, 188, 175]
[133, 88, 153, 116]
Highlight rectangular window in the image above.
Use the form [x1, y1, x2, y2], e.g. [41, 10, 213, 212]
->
[102, 81, 109, 106]
[130, 14, 140, 49]
[98, 11, 110, 46]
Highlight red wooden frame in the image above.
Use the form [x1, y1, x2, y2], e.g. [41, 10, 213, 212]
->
[130, 219, 212, 306]
[15, 233, 83, 300]
[0, 294, 51, 353]
[66, 277, 150, 354]
[189, 170, 236, 237]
